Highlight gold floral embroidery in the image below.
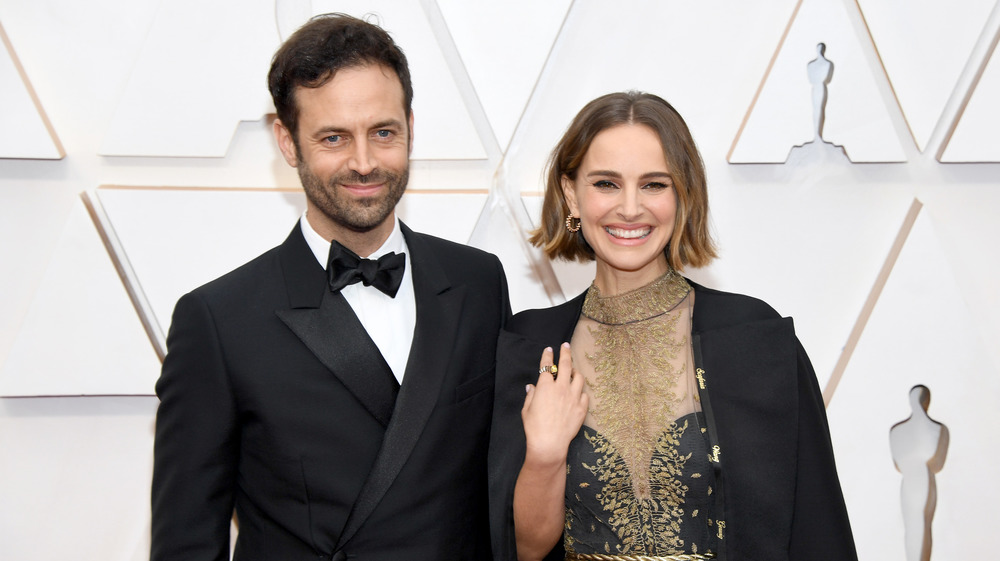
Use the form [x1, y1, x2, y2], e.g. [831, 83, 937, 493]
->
[571, 421, 696, 556]
[581, 271, 691, 499]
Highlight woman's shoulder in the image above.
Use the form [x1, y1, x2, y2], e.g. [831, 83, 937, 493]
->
[506, 291, 586, 339]
[689, 279, 783, 331]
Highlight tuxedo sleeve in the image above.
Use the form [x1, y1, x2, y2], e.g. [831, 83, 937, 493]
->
[788, 339, 858, 560]
[151, 291, 239, 561]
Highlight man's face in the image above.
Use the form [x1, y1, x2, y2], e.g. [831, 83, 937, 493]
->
[275, 64, 412, 244]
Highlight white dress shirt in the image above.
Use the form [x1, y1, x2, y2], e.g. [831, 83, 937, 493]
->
[300, 213, 416, 384]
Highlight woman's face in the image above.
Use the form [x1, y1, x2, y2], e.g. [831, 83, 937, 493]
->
[562, 124, 677, 293]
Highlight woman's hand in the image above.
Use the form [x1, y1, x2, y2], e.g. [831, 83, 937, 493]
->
[513, 342, 588, 561]
[521, 343, 589, 465]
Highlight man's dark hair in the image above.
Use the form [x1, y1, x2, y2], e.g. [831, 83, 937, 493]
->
[268, 13, 413, 146]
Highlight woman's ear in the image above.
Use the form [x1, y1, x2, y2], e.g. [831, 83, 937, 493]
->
[561, 175, 579, 216]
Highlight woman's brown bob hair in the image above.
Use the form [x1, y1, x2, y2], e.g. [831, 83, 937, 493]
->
[530, 91, 717, 270]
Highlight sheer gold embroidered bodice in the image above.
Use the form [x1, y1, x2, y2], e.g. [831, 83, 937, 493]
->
[564, 271, 718, 560]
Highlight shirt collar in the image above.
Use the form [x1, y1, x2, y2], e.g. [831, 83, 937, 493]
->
[299, 212, 407, 269]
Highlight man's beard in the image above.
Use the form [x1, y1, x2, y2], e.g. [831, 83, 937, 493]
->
[298, 162, 409, 233]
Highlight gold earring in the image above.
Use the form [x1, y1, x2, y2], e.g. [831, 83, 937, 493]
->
[565, 214, 581, 233]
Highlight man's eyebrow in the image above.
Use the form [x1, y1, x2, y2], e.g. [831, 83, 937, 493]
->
[310, 119, 406, 136]
[371, 119, 405, 130]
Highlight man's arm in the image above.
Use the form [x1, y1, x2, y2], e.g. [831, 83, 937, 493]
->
[151, 291, 239, 561]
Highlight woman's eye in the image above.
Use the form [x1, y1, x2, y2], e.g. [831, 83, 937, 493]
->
[643, 181, 671, 191]
[593, 180, 618, 190]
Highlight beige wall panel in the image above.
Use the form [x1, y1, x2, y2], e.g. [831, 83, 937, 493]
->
[0, 200, 161, 396]
[828, 209, 1000, 560]
[730, 0, 906, 163]
[858, 0, 996, 153]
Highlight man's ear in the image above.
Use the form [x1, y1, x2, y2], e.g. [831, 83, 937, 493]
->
[561, 175, 579, 216]
[407, 111, 415, 154]
[273, 118, 299, 168]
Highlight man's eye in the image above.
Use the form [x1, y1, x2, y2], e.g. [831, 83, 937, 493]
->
[375, 130, 392, 138]
[325, 135, 342, 143]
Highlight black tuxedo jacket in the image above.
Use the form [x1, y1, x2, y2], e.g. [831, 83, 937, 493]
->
[489, 281, 857, 561]
[152, 222, 510, 561]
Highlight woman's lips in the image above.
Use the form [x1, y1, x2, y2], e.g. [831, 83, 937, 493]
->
[604, 225, 651, 240]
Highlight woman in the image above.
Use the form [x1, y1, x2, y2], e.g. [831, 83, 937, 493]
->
[488, 92, 857, 561]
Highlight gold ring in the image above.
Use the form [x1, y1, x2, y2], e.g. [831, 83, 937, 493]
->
[539, 365, 558, 375]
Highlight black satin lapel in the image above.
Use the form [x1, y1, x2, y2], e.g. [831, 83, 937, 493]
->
[276, 290, 399, 427]
[335, 233, 464, 550]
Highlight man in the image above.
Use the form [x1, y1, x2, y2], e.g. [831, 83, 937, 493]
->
[151, 14, 510, 561]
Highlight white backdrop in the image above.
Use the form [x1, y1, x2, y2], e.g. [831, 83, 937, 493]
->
[1, 0, 998, 559]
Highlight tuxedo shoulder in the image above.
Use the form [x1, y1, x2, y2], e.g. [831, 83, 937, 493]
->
[689, 279, 783, 330]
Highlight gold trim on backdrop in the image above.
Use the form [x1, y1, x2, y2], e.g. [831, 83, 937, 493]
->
[80, 190, 166, 361]
[824, 197, 922, 406]
[0, 22, 65, 159]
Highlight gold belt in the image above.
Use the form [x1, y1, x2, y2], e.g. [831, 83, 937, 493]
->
[566, 554, 715, 561]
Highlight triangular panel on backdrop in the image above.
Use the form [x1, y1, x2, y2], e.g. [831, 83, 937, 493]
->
[729, 0, 906, 163]
[940, 21, 1000, 162]
[827, 208, 1000, 561]
[436, 0, 573, 153]
[0, 21, 64, 160]
[858, 0, 996, 153]
[516, 194, 593, 308]
[0, 200, 160, 396]
[464, 192, 569, 313]
[395, 190, 488, 244]
[99, 0, 278, 157]
[95, 187, 307, 351]
[914, 183, 1000, 373]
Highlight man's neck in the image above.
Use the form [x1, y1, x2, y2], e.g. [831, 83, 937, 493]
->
[306, 212, 395, 258]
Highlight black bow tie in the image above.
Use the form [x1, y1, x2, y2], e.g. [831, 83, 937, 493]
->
[327, 240, 406, 298]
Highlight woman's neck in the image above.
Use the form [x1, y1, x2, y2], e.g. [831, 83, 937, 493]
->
[593, 258, 670, 296]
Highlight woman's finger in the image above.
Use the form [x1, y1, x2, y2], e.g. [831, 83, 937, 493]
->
[536, 346, 557, 385]
[555, 342, 573, 385]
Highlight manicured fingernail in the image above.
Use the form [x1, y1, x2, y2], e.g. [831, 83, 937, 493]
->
[525, 384, 532, 393]
[544, 346, 553, 352]
[562, 342, 570, 349]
